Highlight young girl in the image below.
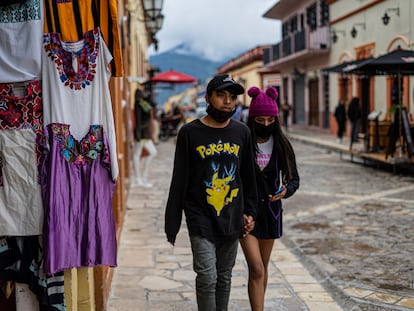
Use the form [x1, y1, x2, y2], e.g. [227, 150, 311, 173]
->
[240, 86, 300, 311]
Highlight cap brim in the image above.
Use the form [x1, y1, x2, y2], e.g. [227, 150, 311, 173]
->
[215, 82, 245, 95]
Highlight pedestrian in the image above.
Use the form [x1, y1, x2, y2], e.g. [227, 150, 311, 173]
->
[240, 104, 250, 123]
[165, 101, 185, 131]
[334, 99, 347, 144]
[164, 74, 258, 311]
[347, 97, 361, 148]
[240, 86, 300, 311]
[152, 104, 163, 145]
[132, 89, 158, 187]
[231, 100, 243, 121]
[281, 96, 292, 131]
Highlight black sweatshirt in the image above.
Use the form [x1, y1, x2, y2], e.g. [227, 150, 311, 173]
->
[165, 119, 258, 245]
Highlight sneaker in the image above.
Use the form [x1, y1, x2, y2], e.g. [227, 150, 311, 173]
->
[131, 177, 144, 187]
[142, 183, 153, 188]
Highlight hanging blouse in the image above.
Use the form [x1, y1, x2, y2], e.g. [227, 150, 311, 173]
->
[41, 28, 117, 274]
[43, 0, 123, 77]
[42, 27, 118, 180]
[41, 123, 117, 274]
[0, 0, 43, 83]
[0, 80, 44, 236]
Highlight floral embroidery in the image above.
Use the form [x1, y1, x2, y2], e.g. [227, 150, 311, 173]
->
[0, 81, 43, 186]
[49, 123, 110, 167]
[0, 0, 41, 23]
[0, 100, 23, 128]
[0, 81, 43, 131]
[44, 28, 99, 90]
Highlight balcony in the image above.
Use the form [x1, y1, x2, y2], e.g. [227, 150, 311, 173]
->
[263, 26, 330, 68]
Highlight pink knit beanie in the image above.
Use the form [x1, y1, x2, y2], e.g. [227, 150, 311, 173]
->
[247, 86, 279, 117]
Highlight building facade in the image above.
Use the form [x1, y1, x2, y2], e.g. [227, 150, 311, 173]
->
[262, 0, 331, 129]
[328, 0, 413, 142]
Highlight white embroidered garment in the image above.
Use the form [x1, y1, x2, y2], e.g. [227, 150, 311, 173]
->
[41, 28, 118, 180]
[0, 80, 44, 235]
[0, 130, 43, 235]
[0, 0, 43, 83]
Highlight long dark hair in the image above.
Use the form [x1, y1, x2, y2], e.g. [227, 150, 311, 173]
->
[247, 116, 296, 183]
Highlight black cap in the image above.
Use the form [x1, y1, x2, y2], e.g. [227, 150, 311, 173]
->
[206, 74, 245, 95]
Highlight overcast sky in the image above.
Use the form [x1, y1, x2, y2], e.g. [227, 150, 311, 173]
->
[148, 0, 281, 62]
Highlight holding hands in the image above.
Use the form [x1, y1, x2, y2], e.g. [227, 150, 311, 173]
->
[243, 214, 255, 237]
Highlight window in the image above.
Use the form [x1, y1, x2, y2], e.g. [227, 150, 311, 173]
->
[307, 3, 317, 31]
[320, 0, 329, 26]
[282, 23, 289, 38]
[290, 15, 298, 33]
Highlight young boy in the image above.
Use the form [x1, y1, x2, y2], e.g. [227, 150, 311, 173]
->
[165, 74, 258, 311]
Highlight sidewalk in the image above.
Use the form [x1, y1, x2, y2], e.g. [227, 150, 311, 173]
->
[287, 126, 414, 174]
[107, 134, 344, 311]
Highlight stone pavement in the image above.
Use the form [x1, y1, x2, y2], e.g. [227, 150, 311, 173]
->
[287, 126, 414, 175]
[107, 132, 344, 311]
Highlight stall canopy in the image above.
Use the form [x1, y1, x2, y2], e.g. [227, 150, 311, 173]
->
[342, 48, 414, 127]
[321, 58, 371, 74]
[150, 69, 197, 84]
[343, 48, 414, 76]
[343, 47, 414, 158]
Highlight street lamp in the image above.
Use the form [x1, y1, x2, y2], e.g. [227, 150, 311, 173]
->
[145, 12, 164, 35]
[142, 0, 164, 50]
[332, 30, 345, 43]
[382, 7, 399, 25]
[350, 22, 365, 38]
[143, 0, 163, 17]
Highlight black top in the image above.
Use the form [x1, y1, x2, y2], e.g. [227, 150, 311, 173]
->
[347, 99, 361, 122]
[134, 99, 152, 140]
[165, 119, 258, 244]
[251, 141, 300, 239]
[334, 104, 346, 124]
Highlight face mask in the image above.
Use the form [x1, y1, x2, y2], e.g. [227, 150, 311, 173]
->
[255, 122, 276, 139]
[206, 104, 235, 123]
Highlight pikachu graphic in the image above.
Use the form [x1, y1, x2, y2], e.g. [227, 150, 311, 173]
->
[205, 162, 239, 216]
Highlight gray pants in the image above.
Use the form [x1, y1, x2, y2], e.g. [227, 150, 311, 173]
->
[189, 235, 238, 311]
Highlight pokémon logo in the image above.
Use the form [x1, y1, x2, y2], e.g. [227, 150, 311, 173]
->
[205, 162, 239, 216]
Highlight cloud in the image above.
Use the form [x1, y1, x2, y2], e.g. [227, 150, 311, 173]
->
[149, 0, 281, 62]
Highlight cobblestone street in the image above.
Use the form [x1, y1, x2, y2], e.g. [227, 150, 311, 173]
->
[282, 137, 414, 311]
[108, 128, 414, 311]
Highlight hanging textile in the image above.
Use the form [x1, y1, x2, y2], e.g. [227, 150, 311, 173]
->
[0, 0, 43, 83]
[41, 28, 117, 275]
[0, 81, 44, 236]
[0, 236, 66, 310]
[43, 0, 123, 77]
[0, 0, 30, 7]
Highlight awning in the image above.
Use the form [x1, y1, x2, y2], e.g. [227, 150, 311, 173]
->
[151, 69, 197, 84]
[321, 58, 371, 73]
[343, 48, 414, 76]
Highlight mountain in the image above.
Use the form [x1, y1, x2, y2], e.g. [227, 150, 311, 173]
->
[149, 43, 223, 106]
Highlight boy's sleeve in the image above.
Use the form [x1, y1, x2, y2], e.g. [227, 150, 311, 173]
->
[241, 131, 258, 219]
[164, 128, 189, 245]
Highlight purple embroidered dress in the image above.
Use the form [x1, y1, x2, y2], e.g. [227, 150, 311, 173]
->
[41, 28, 117, 274]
